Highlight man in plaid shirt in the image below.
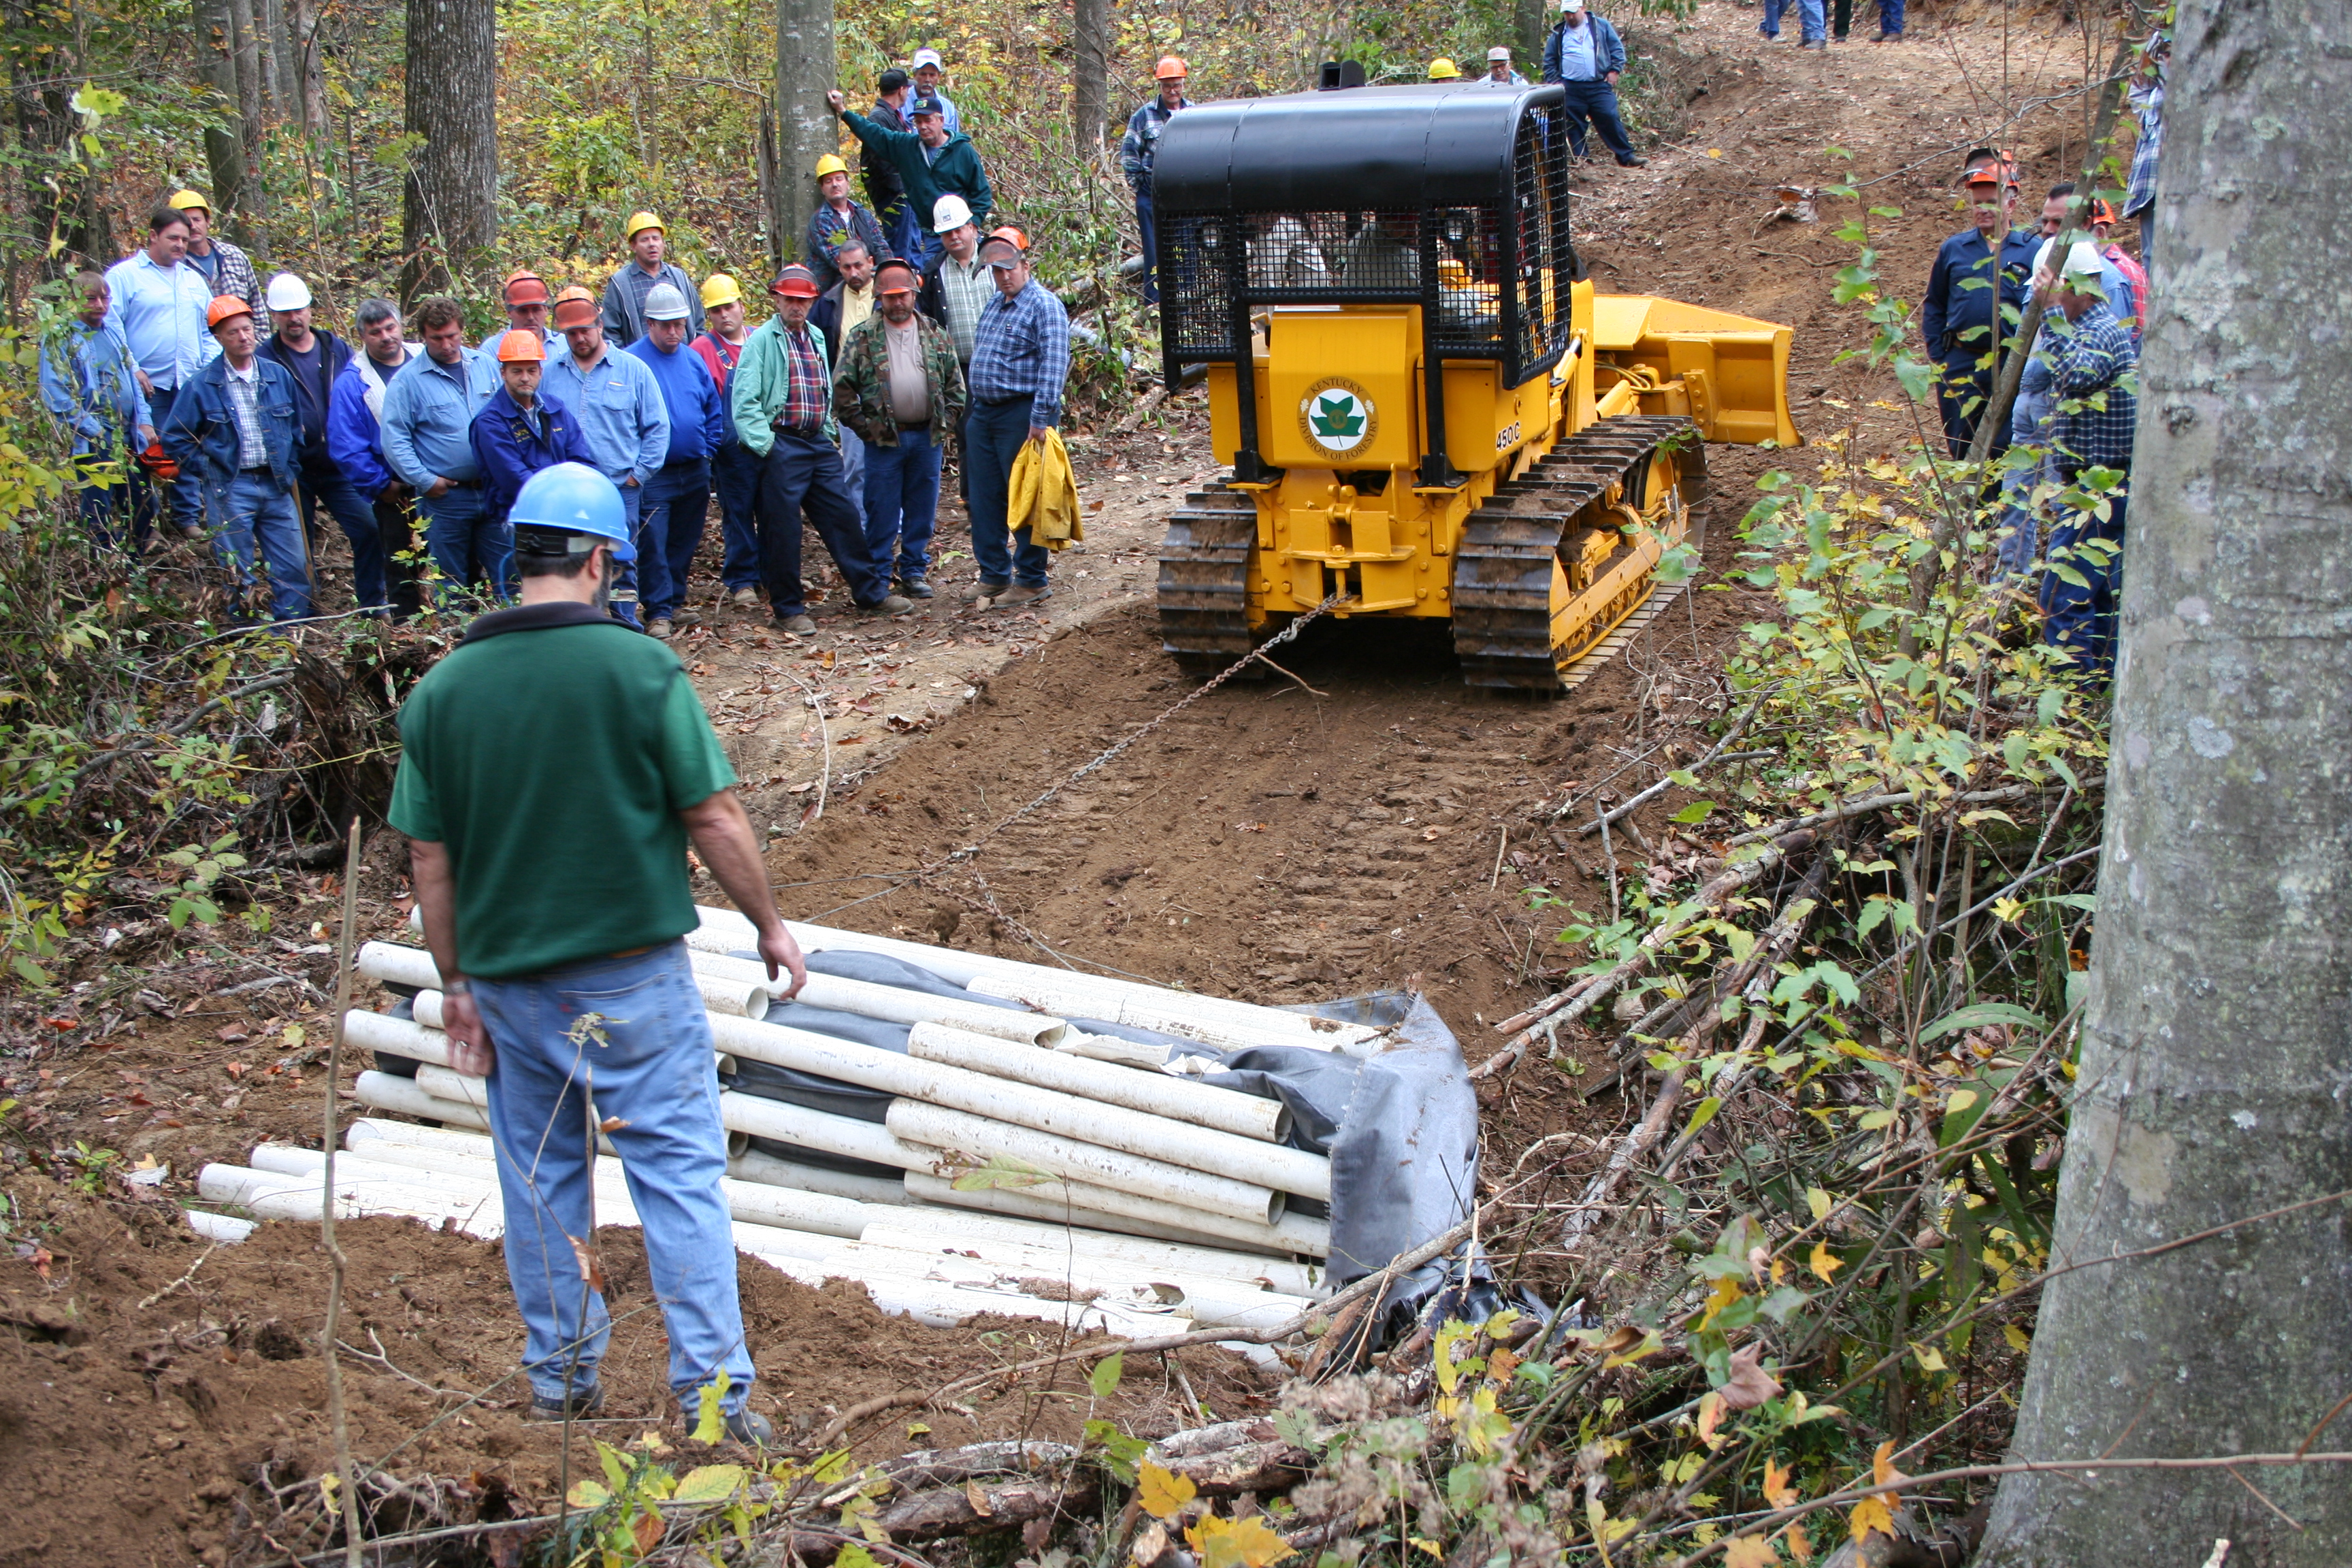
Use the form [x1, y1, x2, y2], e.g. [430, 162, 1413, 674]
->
[2035, 242, 2137, 681]
[962, 235, 1070, 606]
[729, 263, 908, 633]
[2125, 31, 2168, 270]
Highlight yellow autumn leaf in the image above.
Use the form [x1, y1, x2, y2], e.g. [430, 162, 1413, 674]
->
[1409, 1540, 1444, 1559]
[1186, 1513, 1294, 1568]
[1761, 1456, 1798, 1509]
[1708, 148, 1725, 158]
[673, 1463, 748, 1503]
[566, 1479, 612, 1508]
[1848, 1496, 1895, 1544]
[1723, 1536, 1780, 1568]
[1697, 1391, 1726, 1450]
[1808, 1240, 1843, 1284]
[1871, 1439, 1903, 1488]
[1945, 1089, 1978, 1115]
[2003, 1324, 2032, 1353]
[1139, 1460, 1198, 1522]
[1911, 1342, 1947, 1373]
[1806, 1187, 1831, 1221]
[1785, 1522, 1815, 1565]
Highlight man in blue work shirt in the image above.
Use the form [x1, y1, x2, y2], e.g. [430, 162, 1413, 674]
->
[380, 295, 500, 606]
[1921, 163, 2039, 459]
[1120, 56, 1190, 306]
[548, 285, 670, 628]
[105, 203, 216, 537]
[256, 272, 390, 612]
[964, 235, 1070, 608]
[1543, 0, 1646, 167]
[327, 299, 425, 620]
[626, 282, 728, 639]
[163, 295, 312, 623]
[41, 271, 156, 551]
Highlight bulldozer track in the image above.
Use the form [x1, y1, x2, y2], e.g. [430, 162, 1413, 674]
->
[1155, 415, 1701, 690]
[1453, 414, 1701, 691]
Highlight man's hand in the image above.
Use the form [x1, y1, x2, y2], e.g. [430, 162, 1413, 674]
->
[1027, 425, 1049, 443]
[441, 989, 496, 1077]
[137, 423, 158, 448]
[758, 926, 808, 1000]
[135, 367, 154, 396]
[826, 89, 847, 114]
[381, 480, 411, 504]
[425, 476, 452, 499]
[1605, 69, 1620, 84]
[680, 787, 806, 998]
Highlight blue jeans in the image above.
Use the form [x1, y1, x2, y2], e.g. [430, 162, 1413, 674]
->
[839, 425, 867, 527]
[1135, 188, 1160, 304]
[755, 429, 891, 617]
[74, 451, 152, 553]
[473, 942, 755, 1415]
[883, 196, 922, 268]
[297, 467, 392, 610]
[964, 396, 1050, 589]
[1558, 80, 1637, 161]
[144, 385, 205, 532]
[711, 441, 763, 590]
[1761, 0, 1827, 40]
[2038, 489, 2126, 681]
[608, 479, 647, 627]
[416, 485, 511, 609]
[638, 458, 711, 621]
[862, 423, 943, 582]
[903, 225, 942, 274]
[210, 470, 314, 620]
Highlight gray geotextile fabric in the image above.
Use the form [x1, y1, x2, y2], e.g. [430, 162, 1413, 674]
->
[715, 947, 1480, 1326]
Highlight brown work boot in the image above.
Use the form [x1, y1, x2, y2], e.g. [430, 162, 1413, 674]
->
[729, 586, 761, 608]
[776, 613, 817, 634]
[964, 579, 1011, 603]
[857, 593, 915, 617]
[992, 583, 1051, 608]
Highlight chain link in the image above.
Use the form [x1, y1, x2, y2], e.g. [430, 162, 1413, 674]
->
[943, 593, 1345, 865]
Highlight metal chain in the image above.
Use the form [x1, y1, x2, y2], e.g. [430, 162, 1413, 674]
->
[943, 593, 1345, 865]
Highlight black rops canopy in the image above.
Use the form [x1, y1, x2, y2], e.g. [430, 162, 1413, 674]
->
[1151, 81, 1566, 218]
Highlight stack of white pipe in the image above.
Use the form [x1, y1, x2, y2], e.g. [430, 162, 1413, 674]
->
[346, 932, 1341, 1260]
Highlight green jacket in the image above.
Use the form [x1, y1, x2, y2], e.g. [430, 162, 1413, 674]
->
[838, 108, 992, 232]
[832, 311, 967, 448]
[729, 314, 837, 457]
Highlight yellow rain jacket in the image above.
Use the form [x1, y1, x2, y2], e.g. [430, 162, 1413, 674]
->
[1008, 427, 1083, 551]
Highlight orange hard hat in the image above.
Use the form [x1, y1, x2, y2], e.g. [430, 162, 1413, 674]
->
[503, 267, 551, 305]
[551, 286, 599, 329]
[495, 329, 546, 363]
[1154, 54, 1188, 80]
[2087, 197, 2119, 225]
[206, 294, 252, 329]
[989, 225, 1030, 252]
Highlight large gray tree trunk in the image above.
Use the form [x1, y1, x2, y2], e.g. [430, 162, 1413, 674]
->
[1974, 3, 2352, 1562]
[399, 0, 498, 299]
[1516, 0, 1546, 81]
[1073, 0, 1109, 154]
[773, 0, 834, 267]
[191, 0, 251, 227]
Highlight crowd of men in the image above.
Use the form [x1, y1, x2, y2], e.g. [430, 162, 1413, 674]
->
[1920, 21, 2164, 687]
[1420, 1, 1648, 167]
[42, 41, 1087, 633]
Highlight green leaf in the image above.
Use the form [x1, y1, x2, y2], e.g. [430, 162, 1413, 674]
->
[1919, 1002, 2045, 1044]
[951, 1153, 1056, 1191]
[811, 1448, 854, 1484]
[692, 1372, 730, 1444]
[1089, 1351, 1125, 1399]
[1670, 800, 1715, 824]
[1680, 1097, 1722, 1141]
[835, 1546, 883, 1568]
[566, 1479, 611, 1508]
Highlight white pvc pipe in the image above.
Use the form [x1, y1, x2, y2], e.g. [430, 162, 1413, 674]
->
[741, 1250, 1177, 1338]
[345, 1008, 455, 1068]
[906, 1022, 1290, 1143]
[863, 1216, 1324, 1298]
[414, 1063, 488, 1108]
[885, 1102, 1281, 1226]
[184, 1210, 257, 1243]
[198, 1162, 503, 1230]
[358, 941, 773, 1021]
[347, 1117, 506, 1155]
[903, 1171, 1332, 1259]
[834, 1241, 1317, 1333]
[353, 1071, 492, 1131]
[963, 972, 1362, 1055]
[689, 951, 1071, 1047]
[717, 1093, 935, 1173]
[728, 1149, 907, 1207]
[706, 1013, 1332, 1201]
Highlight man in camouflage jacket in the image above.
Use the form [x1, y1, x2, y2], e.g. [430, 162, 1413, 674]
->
[832, 258, 966, 595]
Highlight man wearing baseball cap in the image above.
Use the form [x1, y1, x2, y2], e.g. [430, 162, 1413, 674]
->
[602, 212, 703, 348]
[828, 86, 991, 272]
[962, 235, 1069, 607]
[1544, 1, 1646, 166]
[1477, 47, 1529, 86]
[1921, 161, 2040, 457]
[257, 273, 391, 613]
[1120, 56, 1191, 306]
[863, 69, 919, 264]
[502, 269, 565, 357]
[161, 295, 312, 621]
[834, 257, 964, 599]
[730, 263, 908, 632]
[908, 47, 961, 134]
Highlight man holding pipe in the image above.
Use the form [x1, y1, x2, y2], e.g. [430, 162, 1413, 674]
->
[391, 458, 806, 1441]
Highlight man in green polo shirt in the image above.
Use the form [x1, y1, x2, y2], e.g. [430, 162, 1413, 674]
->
[389, 460, 804, 1440]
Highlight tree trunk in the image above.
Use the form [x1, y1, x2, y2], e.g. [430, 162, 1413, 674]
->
[1516, 0, 1546, 80]
[191, 0, 251, 225]
[227, 0, 263, 141]
[772, 0, 834, 266]
[399, 0, 498, 299]
[757, 103, 783, 274]
[5, 0, 105, 272]
[1073, 0, 1109, 154]
[260, 0, 294, 117]
[290, 0, 329, 137]
[1974, 3, 2352, 1563]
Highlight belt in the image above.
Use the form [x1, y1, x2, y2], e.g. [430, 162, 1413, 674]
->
[445, 476, 483, 489]
[896, 418, 932, 430]
[607, 945, 653, 958]
[774, 423, 826, 438]
[979, 393, 1033, 407]
[239, 464, 273, 476]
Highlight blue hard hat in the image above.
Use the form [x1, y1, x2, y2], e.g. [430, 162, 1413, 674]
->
[508, 461, 634, 561]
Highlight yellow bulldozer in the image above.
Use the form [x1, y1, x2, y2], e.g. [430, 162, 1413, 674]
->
[1149, 80, 1801, 691]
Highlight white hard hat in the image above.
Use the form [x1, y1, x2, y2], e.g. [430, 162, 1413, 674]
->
[264, 272, 312, 311]
[932, 192, 975, 233]
[643, 282, 691, 321]
[1488, 46, 1513, 61]
[2035, 238, 2107, 281]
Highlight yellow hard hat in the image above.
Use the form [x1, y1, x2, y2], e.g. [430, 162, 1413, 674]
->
[625, 210, 665, 240]
[1428, 56, 1461, 80]
[700, 273, 742, 308]
[169, 188, 211, 213]
[814, 154, 849, 179]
